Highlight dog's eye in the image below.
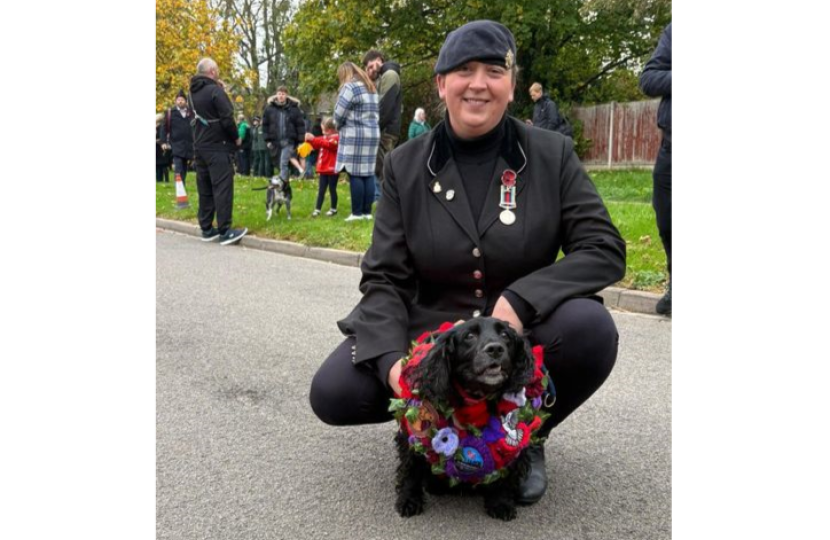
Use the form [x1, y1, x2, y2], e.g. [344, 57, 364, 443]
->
[500, 330, 510, 339]
[464, 332, 477, 341]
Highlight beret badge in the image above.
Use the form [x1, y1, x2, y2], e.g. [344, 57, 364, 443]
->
[505, 50, 514, 69]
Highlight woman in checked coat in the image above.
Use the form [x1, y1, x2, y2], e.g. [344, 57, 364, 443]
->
[333, 61, 380, 222]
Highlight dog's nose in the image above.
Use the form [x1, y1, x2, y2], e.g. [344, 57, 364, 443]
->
[482, 342, 506, 358]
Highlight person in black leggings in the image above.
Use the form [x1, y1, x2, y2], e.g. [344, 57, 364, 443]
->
[309, 20, 626, 506]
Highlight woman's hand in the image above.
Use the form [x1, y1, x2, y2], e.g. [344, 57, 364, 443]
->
[492, 296, 523, 335]
[387, 359, 403, 397]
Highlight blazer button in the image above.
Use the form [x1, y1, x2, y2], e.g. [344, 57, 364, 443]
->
[472, 247, 481, 258]
[473, 270, 483, 280]
[473, 310, 481, 318]
[475, 289, 483, 298]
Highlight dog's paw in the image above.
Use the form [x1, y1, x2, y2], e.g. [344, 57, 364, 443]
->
[266, 209, 272, 221]
[485, 501, 518, 521]
[395, 495, 425, 518]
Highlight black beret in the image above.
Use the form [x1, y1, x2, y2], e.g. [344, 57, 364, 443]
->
[176, 89, 186, 99]
[434, 20, 517, 75]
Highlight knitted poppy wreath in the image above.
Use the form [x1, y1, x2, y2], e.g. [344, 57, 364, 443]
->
[389, 322, 553, 487]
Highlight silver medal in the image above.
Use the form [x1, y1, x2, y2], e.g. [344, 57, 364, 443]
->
[499, 210, 516, 225]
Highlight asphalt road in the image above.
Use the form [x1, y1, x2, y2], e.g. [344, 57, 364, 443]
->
[157, 229, 671, 540]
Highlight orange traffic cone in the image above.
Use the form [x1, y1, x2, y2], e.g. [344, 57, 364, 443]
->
[175, 173, 189, 209]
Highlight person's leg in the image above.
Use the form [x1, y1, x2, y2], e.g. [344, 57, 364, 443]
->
[172, 156, 183, 187]
[374, 134, 398, 201]
[362, 175, 376, 215]
[517, 297, 619, 504]
[292, 158, 305, 176]
[279, 145, 291, 181]
[194, 151, 216, 232]
[327, 174, 338, 210]
[653, 137, 672, 313]
[305, 151, 317, 178]
[156, 164, 164, 182]
[315, 175, 327, 211]
[264, 148, 274, 178]
[348, 174, 363, 216]
[252, 150, 261, 177]
[208, 152, 235, 234]
[237, 150, 245, 176]
[653, 139, 672, 272]
[529, 297, 619, 432]
[309, 338, 394, 425]
[181, 157, 190, 188]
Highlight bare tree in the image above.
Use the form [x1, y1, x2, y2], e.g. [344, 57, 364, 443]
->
[210, 0, 295, 94]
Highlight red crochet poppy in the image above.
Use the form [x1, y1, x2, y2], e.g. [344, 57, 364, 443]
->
[501, 169, 517, 187]
[452, 399, 490, 428]
[493, 421, 531, 462]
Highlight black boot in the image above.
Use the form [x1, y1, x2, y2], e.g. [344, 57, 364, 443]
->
[656, 278, 671, 315]
[517, 443, 548, 506]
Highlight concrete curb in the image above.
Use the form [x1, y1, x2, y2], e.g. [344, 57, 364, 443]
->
[156, 218, 665, 316]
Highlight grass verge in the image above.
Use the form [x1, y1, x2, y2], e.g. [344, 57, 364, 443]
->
[156, 168, 667, 291]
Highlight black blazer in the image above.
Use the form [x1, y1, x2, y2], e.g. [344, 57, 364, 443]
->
[160, 107, 195, 160]
[338, 116, 626, 365]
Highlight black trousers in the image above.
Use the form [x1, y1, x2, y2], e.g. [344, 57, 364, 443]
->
[237, 148, 251, 176]
[315, 174, 339, 211]
[194, 149, 235, 234]
[653, 136, 672, 273]
[252, 149, 273, 178]
[172, 156, 189, 188]
[309, 298, 618, 436]
[156, 164, 169, 183]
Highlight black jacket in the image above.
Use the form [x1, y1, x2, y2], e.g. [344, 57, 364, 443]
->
[640, 23, 672, 139]
[338, 116, 626, 365]
[532, 95, 558, 131]
[377, 61, 402, 137]
[261, 100, 306, 146]
[160, 106, 195, 159]
[188, 75, 238, 152]
[532, 94, 571, 137]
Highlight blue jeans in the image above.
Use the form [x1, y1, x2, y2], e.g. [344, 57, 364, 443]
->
[348, 174, 375, 216]
[374, 176, 382, 202]
[305, 151, 317, 178]
[279, 144, 296, 181]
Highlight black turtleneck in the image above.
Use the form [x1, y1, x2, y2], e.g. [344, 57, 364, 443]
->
[445, 114, 535, 328]
[446, 115, 506, 224]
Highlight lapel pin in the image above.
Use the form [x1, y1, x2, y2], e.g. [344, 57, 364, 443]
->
[433, 181, 442, 194]
[446, 189, 455, 201]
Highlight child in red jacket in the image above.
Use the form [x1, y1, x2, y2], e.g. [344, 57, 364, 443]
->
[305, 117, 340, 216]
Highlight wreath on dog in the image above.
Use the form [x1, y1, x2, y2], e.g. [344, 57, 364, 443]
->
[389, 322, 553, 487]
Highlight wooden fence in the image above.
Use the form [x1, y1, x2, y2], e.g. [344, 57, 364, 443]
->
[571, 99, 662, 168]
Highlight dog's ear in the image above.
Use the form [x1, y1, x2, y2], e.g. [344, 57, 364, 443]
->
[413, 330, 455, 402]
[504, 328, 536, 394]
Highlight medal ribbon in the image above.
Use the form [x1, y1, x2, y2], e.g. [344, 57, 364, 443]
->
[499, 169, 518, 211]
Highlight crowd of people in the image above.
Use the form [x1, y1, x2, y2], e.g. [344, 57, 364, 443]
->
[154, 51, 582, 225]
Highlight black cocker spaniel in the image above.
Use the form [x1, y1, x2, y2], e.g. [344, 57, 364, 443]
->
[395, 317, 538, 521]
